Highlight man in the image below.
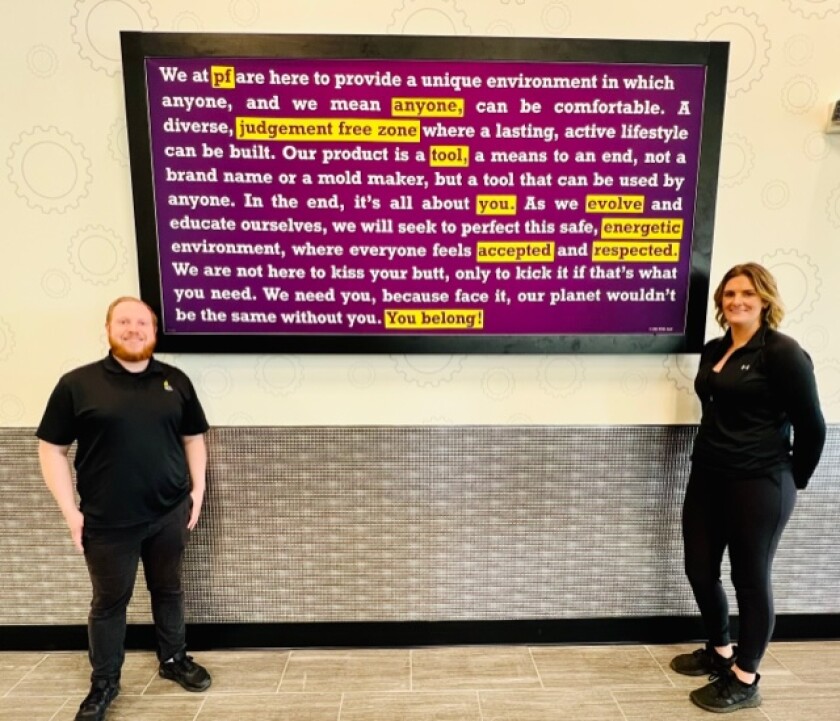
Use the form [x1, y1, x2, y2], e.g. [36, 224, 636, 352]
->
[37, 297, 212, 721]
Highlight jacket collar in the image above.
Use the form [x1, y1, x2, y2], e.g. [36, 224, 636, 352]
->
[721, 323, 769, 352]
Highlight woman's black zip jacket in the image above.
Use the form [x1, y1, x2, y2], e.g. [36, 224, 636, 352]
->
[692, 324, 826, 488]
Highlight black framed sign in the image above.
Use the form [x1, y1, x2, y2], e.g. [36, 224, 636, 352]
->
[121, 32, 728, 353]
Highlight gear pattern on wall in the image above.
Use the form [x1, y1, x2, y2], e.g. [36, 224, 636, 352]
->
[108, 118, 129, 166]
[41, 270, 72, 299]
[67, 225, 127, 286]
[60, 357, 87, 376]
[620, 371, 648, 397]
[0, 395, 25, 422]
[71, 0, 158, 76]
[348, 363, 376, 389]
[26, 45, 59, 78]
[200, 366, 234, 399]
[801, 325, 830, 354]
[541, 1, 572, 33]
[815, 358, 840, 405]
[255, 355, 304, 396]
[172, 10, 203, 31]
[783, 34, 814, 65]
[761, 180, 790, 210]
[424, 414, 453, 424]
[229, 0, 260, 27]
[664, 354, 699, 395]
[783, 0, 840, 19]
[486, 20, 515, 35]
[388, 0, 471, 35]
[826, 185, 840, 228]
[0, 319, 16, 362]
[781, 75, 819, 114]
[537, 356, 584, 398]
[507, 412, 533, 423]
[694, 7, 770, 97]
[718, 133, 755, 187]
[392, 355, 465, 387]
[803, 131, 831, 162]
[481, 367, 515, 401]
[7, 126, 92, 213]
[760, 249, 821, 325]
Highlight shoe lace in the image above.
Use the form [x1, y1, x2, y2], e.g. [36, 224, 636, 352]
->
[80, 683, 113, 708]
[693, 647, 710, 661]
[170, 654, 197, 672]
[707, 670, 737, 698]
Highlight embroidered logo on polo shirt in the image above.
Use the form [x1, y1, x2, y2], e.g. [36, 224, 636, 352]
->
[163, 380, 174, 392]
[741, 364, 751, 371]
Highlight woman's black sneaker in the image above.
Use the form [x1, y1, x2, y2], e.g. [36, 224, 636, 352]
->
[670, 644, 736, 676]
[690, 669, 761, 713]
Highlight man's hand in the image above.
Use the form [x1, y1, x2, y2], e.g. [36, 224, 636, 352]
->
[65, 507, 85, 553]
[187, 488, 204, 530]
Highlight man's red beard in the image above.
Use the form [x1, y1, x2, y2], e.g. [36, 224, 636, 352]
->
[109, 336, 156, 362]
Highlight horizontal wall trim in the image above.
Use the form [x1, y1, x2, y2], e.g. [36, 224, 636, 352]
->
[3, 616, 840, 652]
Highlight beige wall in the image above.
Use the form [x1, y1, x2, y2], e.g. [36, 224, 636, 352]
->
[2, 0, 839, 427]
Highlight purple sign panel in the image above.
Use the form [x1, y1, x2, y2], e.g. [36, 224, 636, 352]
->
[143, 54, 708, 339]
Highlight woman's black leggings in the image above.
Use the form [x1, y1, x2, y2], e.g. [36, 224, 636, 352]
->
[682, 465, 797, 673]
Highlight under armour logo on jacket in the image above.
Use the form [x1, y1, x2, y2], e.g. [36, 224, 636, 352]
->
[740, 364, 750, 371]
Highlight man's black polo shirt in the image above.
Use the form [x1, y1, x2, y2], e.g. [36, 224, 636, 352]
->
[37, 354, 209, 528]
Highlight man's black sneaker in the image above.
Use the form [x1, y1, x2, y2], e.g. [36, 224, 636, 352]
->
[670, 644, 736, 677]
[74, 679, 119, 721]
[690, 670, 761, 713]
[159, 652, 212, 691]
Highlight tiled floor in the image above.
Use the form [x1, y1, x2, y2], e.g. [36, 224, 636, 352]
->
[1, 641, 839, 720]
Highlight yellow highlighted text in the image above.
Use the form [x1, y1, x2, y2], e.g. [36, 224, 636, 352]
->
[210, 66, 236, 89]
[592, 241, 680, 262]
[384, 308, 483, 330]
[476, 195, 517, 216]
[430, 145, 469, 167]
[236, 117, 421, 143]
[476, 241, 555, 263]
[392, 97, 465, 117]
[585, 194, 645, 213]
[600, 217, 683, 239]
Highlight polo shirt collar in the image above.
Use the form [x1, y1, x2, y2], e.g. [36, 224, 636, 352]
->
[103, 352, 164, 377]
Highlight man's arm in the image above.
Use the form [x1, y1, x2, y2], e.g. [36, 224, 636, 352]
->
[182, 434, 207, 530]
[38, 440, 84, 552]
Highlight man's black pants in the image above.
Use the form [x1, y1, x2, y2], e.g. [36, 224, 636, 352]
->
[82, 498, 191, 682]
[682, 465, 796, 673]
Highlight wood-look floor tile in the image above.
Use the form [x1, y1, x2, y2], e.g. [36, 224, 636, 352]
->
[479, 689, 623, 720]
[760, 684, 840, 720]
[411, 646, 541, 690]
[144, 650, 289, 695]
[0, 697, 69, 721]
[196, 692, 341, 720]
[0, 653, 48, 695]
[341, 690, 480, 721]
[613, 687, 766, 720]
[51, 694, 204, 721]
[767, 641, 840, 684]
[5, 651, 157, 696]
[530, 645, 671, 689]
[280, 649, 410, 692]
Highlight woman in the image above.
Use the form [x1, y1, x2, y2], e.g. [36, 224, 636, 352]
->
[670, 263, 825, 713]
